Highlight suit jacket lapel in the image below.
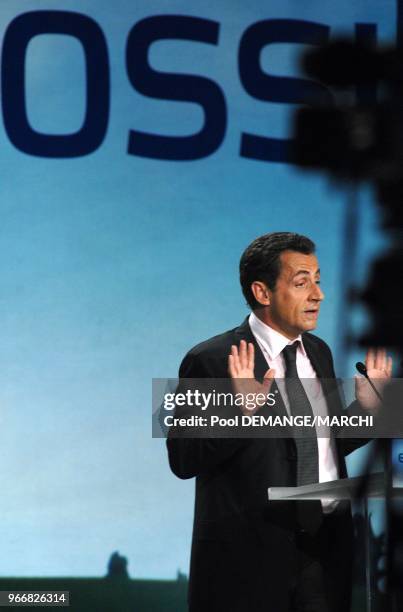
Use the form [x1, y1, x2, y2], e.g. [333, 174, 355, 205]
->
[302, 335, 328, 379]
[302, 334, 341, 417]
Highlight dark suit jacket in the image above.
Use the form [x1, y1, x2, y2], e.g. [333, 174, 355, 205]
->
[167, 318, 367, 612]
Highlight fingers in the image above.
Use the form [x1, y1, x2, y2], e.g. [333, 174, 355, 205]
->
[365, 348, 375, 371]
[365, 348, 393, 377]
[374, 348, 387, 371]
[228, 344, 240, 377]
[387, 356, 393, 377]
[228, 354, 237, 378]
[239, 339, 247, 370]
[228, 341, 255, 378]
[247, 342, 255, 371]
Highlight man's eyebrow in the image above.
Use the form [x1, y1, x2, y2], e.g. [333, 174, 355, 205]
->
[292, 268, 321, 277]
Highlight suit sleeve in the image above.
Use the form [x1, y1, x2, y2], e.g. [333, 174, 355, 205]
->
[166, 351, 249, 479]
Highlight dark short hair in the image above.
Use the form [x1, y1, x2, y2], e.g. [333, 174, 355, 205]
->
[239, 232, 316, 309]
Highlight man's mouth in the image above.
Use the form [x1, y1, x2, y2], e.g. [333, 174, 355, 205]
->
[304, 309, 319, 316]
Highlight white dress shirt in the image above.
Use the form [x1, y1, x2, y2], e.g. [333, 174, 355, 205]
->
[249, 312, 339, 512]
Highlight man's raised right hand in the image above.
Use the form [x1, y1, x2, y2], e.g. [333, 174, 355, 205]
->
[228, 339, 276, 415]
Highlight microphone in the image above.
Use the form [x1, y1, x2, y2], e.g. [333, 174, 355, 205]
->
[355, 362, 383, 401]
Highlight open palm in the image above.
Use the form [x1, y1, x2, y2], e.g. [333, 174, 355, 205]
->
[228, 340, 275, 414]
[355, 348, 393, 411]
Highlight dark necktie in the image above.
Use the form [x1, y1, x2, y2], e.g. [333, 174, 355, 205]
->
[282, 343, 322, 532]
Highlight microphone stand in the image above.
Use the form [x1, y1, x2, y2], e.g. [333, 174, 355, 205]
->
[354, 362, 399, 612]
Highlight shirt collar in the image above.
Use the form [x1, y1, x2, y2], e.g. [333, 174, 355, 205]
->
[249, 312, 306, 360]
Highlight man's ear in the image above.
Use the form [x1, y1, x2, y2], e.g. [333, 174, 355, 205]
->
[251, 281, 271, 306]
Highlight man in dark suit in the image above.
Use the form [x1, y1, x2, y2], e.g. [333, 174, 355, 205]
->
[167, 232, 392, 612]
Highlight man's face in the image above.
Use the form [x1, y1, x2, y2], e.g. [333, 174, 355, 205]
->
[263, 250, 324, 339]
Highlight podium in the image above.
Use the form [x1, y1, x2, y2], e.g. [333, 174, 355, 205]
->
[268, 474, 403, 612]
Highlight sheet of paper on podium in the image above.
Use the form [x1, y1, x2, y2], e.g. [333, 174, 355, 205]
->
[268, 473, 403, 501]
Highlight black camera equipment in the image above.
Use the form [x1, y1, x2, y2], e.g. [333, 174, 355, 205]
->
[293, 38, 403, 612]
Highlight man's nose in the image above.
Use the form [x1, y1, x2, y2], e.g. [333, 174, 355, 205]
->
[310, 284, 324, 301]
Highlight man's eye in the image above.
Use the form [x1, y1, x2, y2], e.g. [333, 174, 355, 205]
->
[295, 282, 305, 288]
